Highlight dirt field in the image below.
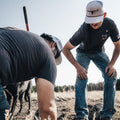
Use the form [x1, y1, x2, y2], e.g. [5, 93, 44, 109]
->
[13, 91, 120, 120]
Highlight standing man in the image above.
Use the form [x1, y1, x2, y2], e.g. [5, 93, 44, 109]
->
[0, 27, 62, 120]
[63, 1, 120, 120]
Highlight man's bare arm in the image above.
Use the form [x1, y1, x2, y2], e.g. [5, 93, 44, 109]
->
[62, 41, 87, 80]
[35, 78, 57, 120]
[105, 40, 120, 77]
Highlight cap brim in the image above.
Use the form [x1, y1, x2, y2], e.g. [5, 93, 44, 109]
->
[55, 55, 62, 65]
[85, 15, 104, 24]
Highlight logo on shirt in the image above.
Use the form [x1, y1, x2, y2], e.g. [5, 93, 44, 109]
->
[101, 30, 109, 40]
[106, 30, 108, 33]
[102, 35, 107, 40]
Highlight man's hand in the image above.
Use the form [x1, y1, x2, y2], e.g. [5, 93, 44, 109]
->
[105, 65, 117, 77]
[63, 42, 88, 80]
[76, 64, 87, 80]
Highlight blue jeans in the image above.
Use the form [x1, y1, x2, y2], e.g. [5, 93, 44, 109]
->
[0, 79, 9, 120]
[75, 51, 116, 119]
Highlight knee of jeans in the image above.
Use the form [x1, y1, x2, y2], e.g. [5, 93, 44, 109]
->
[75, 77, 88, 92]
[76, 76, 87, 85]
[104, 77, 117, 90]
[103, 73, 116, 82]
[0, 92, 9, 109]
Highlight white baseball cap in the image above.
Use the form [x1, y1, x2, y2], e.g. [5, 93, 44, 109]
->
[51, 36, 62, 65]
[85, 0, 104, 24]
[40, 33, 62, 65]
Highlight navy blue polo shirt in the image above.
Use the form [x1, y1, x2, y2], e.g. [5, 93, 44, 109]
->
[69, 17, 120, 53]
[0, 27, 57, 85]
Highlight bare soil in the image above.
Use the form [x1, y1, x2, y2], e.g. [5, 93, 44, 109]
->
[13, 91, 120, 120]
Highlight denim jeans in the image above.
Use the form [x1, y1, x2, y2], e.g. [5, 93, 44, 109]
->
[75, 51, 116, 119]
[0, 79, 9, 120]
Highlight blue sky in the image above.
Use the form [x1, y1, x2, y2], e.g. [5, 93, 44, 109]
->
[1, 0, 120, 86]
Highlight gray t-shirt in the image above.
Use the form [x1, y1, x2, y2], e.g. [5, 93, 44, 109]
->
[69, 17, 120, 53]
[0, 27, 57, 85]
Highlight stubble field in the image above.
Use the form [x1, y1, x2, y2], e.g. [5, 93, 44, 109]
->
[13, 91, 120, 120]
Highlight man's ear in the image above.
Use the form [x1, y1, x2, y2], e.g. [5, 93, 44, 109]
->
[51, 42, 57, 48]
[104, 12, 107, 18]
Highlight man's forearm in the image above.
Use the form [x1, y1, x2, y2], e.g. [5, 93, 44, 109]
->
[35, 78, 57, 120]
[63, 42, 88, 80]
[109, 45, 120, 66]
[63, 48, 79, 68]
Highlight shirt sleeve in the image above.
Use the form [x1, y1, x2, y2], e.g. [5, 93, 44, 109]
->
[69, 24, 85, 46]
[36, 55, 57, 85]
[109, 20, 120, 42]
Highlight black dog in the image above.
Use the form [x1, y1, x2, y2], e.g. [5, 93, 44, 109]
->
[4, 80, 32, 118]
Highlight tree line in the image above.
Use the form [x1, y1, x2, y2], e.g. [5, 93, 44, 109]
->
[31, 79, 120, 93]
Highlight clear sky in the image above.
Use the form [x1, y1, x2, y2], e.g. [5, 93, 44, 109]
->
[1, 0, 120, 86]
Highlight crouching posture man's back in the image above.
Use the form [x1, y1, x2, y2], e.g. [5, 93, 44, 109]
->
[0, 27, 62, 120]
